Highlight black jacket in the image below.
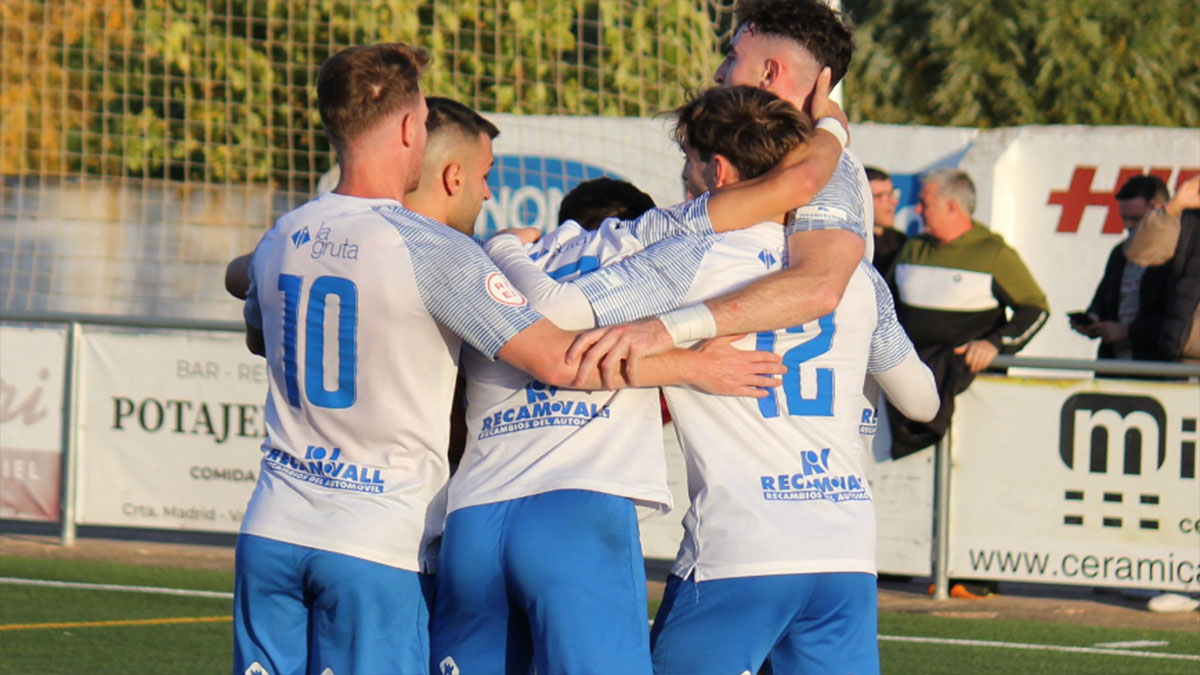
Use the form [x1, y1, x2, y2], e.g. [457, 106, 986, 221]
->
[1085, 242, 1171, 360]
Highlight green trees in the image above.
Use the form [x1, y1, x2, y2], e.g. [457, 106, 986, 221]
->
[3, 0, 1194, 186]
[2, 1, 725, 187]
[843, 0, 1199, 127]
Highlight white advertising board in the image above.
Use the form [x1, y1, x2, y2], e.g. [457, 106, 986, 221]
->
[978, 127, 1200, 361]
[948, 376, 1200, 591]
[75, 330, 267, 532]
[864, 403, 934, 577]
[0, 325, 67, 522]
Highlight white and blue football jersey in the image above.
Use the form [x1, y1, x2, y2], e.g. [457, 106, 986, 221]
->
[662, 224, 894, 581]
[241, 192, 543, 572]
[447, 196, 721, 518]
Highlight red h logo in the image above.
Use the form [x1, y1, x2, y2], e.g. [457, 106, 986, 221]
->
[1049, 167, 1199, 234]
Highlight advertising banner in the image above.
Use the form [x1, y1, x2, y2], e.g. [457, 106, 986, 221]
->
[864, 404, 935, 577]
[948, 376, 1200, 591]
[476, 114, 682, 239]
[975, 127, 1200, 361]
[0, 325, 67, 522]
[76, 330, 268, 532]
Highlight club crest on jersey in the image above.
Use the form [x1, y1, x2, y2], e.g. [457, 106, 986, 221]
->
[486, 272, 527, 306]
[291, 227, 311, 248]
[439, 657, 460, 675]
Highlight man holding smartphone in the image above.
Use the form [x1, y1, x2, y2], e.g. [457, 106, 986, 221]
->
[1072, 175, 1172, 360]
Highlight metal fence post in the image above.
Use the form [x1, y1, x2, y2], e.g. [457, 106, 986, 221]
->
[58, 321, 82, 546]
[931, 428, 952, 600]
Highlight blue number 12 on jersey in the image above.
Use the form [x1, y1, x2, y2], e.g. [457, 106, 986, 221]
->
[278, 274, 358, 409]
[756, 312, 836, 418]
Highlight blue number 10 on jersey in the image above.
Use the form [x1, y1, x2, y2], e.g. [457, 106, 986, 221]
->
[277, 274, 358, 409]
[756, 312, 836, 419]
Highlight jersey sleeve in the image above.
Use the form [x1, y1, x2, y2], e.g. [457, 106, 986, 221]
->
[572, 234, 717, 325]
[865, 263, 915, 374]
[623, 192, 715, 246]
[872, 351, 939, 422]
[374, 206, 544, 359]
[485, 235, 597, 331]
[785, 152, 869, 244]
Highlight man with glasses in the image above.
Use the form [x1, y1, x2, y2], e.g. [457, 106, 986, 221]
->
[867, 166, 906, 275]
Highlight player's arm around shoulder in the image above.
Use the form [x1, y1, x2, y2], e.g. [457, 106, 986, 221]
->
[497, 319, 782, 397]
[705, 133, 841, 235]
[706, 228, 863, 335]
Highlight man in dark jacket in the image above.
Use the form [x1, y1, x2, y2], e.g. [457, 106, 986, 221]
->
[1072, 175, 1172, 360]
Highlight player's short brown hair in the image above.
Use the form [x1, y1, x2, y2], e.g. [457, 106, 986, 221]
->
[317, 43, 430, 150]
[672, 86, 812, 181]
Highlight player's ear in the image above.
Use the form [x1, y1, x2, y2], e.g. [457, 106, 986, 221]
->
[442, 162, 463, 196]
[760, 57, 782, 89]
[400, 111, 420, 148]
[712, 155, 738, 190]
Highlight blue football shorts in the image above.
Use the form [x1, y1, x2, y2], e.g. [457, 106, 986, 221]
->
[431, 489, 652, 675]
[650, 571, 879, 675]
[233, 534, 433, 675]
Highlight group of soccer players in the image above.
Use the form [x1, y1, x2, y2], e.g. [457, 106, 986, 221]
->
[232, 1, 938, 673]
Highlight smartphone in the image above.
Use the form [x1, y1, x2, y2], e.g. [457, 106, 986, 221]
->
[1067, 311, 1093, 326]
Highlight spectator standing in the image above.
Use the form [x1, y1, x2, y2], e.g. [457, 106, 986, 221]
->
[1072, 175, 1172, 360]
[889, 169, 1049, 457]
[867, 166, 907, 275]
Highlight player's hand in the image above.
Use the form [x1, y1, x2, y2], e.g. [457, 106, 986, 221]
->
[1166, 175, 1200, 217]
[567, 317, 675, 389]
[684, 335, 785, 397]
[954, 339, 999, 373]
[809, 67, 849, 146]
[488, 227, 542, 244]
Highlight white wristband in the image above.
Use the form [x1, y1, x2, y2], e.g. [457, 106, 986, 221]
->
[657, 304, 717, 346]
[815, 117, 848, 149]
